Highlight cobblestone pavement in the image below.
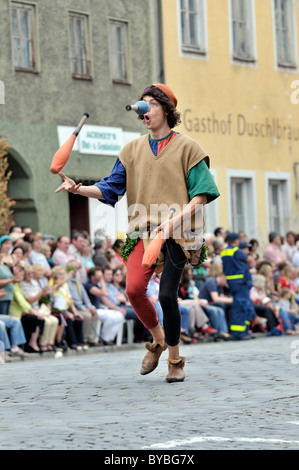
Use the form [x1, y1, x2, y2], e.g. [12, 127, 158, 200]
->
[1, 335, 299, 451]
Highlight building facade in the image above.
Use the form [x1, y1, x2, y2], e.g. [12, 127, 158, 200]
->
[161, 0, 299, 246]
[0, 0, 163, 238]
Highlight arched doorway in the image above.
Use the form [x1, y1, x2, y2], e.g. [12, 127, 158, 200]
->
[7, 148, 38, 230]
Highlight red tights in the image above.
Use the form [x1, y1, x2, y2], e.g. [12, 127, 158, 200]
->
[126, 239, 159, 330]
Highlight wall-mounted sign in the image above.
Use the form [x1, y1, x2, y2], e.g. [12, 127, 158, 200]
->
[78, 125, 124, 156]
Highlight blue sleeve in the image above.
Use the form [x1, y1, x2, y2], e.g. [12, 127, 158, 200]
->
[235, 249, 248, 262]
[94, 158, 127, 207]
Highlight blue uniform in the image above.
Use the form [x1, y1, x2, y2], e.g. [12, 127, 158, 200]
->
[221, 245, 255, 339]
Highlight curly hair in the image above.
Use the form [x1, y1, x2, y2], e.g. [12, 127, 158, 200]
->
[137, 86, 181, 129]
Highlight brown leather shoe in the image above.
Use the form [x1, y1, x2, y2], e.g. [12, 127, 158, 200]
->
[140, 342, 167, 375]
[166, 356, 186, 383]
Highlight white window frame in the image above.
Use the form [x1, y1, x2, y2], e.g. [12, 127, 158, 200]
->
[69, 11, 92, 79]
[203, 169, 219, 235]
[229, 0, 257, 66]
[177, 0, 208, 59]
[265, 172, 291, 234]
[109, 19, 131, 84]
[273, 0, 298, 71]
[11, 1, 37, 72]
[227, 170, 257, 238]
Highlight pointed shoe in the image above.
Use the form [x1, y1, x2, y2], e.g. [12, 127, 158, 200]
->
[140, 342, 167, 375]
[166, 356, 186, 383]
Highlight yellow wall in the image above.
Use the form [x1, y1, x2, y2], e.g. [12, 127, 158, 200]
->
[161, 0, 299, 241]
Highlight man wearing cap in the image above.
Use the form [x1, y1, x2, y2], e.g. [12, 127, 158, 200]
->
[221, 233, 256, 340]
[56, 83, 220, 382]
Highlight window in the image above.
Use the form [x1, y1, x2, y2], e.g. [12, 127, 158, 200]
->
[230, 0, 256, 62]
[11, 2, 37, 71]
[228, 170, 257, 238]
[109, 20, 130, 83]
[179, 0, 207, 55]
[266, 174, 290, 234]
[274, 0, 297, 69]
[69, 12, 92, 79]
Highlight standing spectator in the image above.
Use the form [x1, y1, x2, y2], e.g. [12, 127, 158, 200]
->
[0, 251, 23, 315]
[292, 241, 299, 268]
[0, 288, 28, 361]
[0, 235, 15, 269]
[68, 231, 87, 283]
[52, 235, 74, 267]
[92, 238, 109, 267]
[263, 232, 287, 267]
[9, 232, 25, 247]
[81, 239, 95, 274]
[282, 231, 297, 264]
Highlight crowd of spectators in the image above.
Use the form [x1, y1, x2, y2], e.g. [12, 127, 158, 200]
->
[1, 223, 299, 364]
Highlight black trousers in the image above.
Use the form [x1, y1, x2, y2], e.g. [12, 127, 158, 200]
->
[159, 238, 187, 346]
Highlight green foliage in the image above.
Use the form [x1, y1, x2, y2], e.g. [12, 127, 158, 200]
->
[191, 243, 209, 268]
[120, 231, 141, 262]
[0, 135, 15, 234]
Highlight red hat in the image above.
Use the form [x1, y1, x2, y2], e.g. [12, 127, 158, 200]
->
[153, 84, 178, 107]
[141, 84, 178, 107]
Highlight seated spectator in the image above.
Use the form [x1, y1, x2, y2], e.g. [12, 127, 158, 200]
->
[249, 239, 260, 262]
[40, 242, 54, 268]
[147, 272, 192, 344]
[16, 241, 32, 267]
[66, 260, 101, 346]
[257, 261, 278, 300]
[112, 239, 125, 265]
[28, 232, 52, 282]
[277, 264, 299, 304]
[199, 264, 232, 340]
[179, 267, 217, 340]
[278, 288, 299, 330]
[250, 274, 280, 334]
[104, 266, 147, 342]
[84, 266, 124, 345]
[49, 265, 84, 351]
[21, 265, 59, 352]
[9, 264, 45, 353]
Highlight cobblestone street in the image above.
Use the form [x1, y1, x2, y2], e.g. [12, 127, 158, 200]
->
[1, 335, 299, 451]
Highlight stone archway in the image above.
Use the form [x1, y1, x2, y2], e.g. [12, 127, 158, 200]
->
[7, 148, 38, 230]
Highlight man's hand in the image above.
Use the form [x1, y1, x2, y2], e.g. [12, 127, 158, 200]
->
[55, 172, 82, 194]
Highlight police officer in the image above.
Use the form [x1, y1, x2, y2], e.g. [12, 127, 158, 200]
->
[221, 233, 256, 340]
